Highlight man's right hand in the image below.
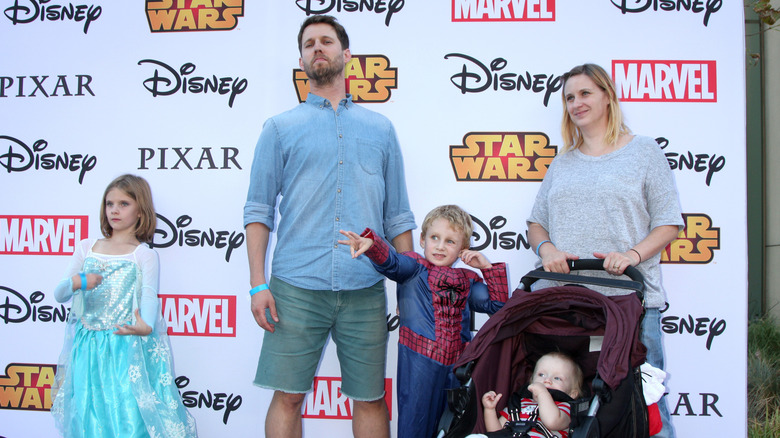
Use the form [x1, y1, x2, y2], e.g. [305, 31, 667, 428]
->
[251, 289, 279, 332]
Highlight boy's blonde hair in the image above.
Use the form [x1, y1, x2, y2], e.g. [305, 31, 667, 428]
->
[537, 351, 584, 399]
[99, 174, 157, 243]
[420, 205, 473, 249]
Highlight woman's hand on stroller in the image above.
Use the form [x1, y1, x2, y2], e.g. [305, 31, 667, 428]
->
[540, 246, 579, 273]
[594, 251, 637, 276]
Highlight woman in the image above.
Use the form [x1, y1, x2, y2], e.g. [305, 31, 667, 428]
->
[527, 63, 683, 438]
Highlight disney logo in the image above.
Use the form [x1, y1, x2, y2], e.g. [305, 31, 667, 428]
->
[138, 59, 248, 108]
[177, 376, 242, 424]
[444, 53, 562, 107]
[657, 137, 725, 186]
[471, 215, 530, 251]
[4, 0, 101, 34]
[0, 135, 97, 184]
[151, 214, 245, 262]
[295, 0, 404, 26]
[610, 0, 721, 26]
[0, 287, 69, 324]
[662, 313, 725, 350]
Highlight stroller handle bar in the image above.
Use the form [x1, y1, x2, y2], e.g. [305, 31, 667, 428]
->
[519, 259, 645, 303]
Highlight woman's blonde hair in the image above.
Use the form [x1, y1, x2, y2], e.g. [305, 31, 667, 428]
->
[560, 63, 630, 153]
[99, 174, 157, 243]
[420, 205, 473, 249]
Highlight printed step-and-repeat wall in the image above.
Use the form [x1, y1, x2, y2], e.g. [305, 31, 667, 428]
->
[1, 1, 745, 437]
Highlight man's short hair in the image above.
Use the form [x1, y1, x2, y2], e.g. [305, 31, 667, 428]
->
[297, 15, 350, 54]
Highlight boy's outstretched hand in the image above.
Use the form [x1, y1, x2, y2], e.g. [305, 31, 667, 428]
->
[338, 230, 374, 258]
[460, 250, 492, 270]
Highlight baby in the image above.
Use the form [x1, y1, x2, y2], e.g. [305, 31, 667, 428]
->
[482, 352, 582, 437]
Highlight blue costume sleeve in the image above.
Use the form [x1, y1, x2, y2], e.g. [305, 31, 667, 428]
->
[361, 228, 423, 283]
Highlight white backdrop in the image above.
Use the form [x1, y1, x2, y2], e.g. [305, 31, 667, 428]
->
[0, 1, 746, 437]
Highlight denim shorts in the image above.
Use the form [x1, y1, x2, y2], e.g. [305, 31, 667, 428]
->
[254, 276, 389, 401]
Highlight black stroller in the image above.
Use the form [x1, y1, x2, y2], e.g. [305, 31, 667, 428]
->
[436, 260, 650, 438]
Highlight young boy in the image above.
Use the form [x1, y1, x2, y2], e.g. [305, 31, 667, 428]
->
[480, 352, 583, 438]
[339, 204, 508, 438]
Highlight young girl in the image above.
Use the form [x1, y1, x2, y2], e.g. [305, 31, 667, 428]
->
[51, 174, 197, 438]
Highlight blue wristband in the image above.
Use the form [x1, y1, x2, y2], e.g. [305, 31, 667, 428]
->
[79, 272, 88, 291]
[535, 240, 551, 256]
[249, 283, 269, 296]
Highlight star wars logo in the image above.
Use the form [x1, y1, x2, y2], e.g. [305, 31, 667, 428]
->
[160, 294, 236, 337]
[0, 363, 56, 411]
[610, 0, 722, 27]
[453, 0, 555, 21]
[293, 55, 397, 103]
[302, 377, 393, 419]
[145, 0, 244, 32]
[450, 132, 556, 181]
[0, 216, 88, 255]
[613, 60, 717, 102]
[661, 213, 720, 264]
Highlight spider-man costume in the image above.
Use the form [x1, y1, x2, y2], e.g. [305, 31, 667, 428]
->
[360, 228, 508, 438]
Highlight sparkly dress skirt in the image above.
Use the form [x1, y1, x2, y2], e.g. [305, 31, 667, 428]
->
[51, 256, 196, 438]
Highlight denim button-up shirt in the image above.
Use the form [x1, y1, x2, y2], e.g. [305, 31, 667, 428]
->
[244, 93, 416, 291]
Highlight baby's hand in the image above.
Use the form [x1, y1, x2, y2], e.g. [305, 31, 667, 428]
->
[528, 382, 549, 400]
[338, 230, 373, 258]
[460, 250, 492, 269]
[482, 391, 502, 410]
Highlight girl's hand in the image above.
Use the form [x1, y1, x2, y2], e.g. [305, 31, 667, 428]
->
[85, 273, 103, 290]
[460, 250, 491, 269]
[482, 391, 502, 410]
[594, 250, 637, 276]
[337, 230, 374, 258]
[114, 309, 152, 336]
[73, 273, 103, 291]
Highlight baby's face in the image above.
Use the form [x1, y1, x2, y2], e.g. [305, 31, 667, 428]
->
[530, 355, 577, 397]
[420, 218, 465, 267]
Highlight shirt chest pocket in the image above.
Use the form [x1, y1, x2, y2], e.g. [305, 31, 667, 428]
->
[355, 139, 384, 175]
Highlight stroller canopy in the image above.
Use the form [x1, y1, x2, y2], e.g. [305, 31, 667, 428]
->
[454, 284, 646, 402]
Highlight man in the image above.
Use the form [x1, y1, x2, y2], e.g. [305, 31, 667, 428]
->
[243, 15, 416, 438]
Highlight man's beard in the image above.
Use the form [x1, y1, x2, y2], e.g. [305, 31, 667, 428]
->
[304, 56, 344, 86]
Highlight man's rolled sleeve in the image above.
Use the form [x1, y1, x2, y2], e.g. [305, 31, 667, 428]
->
[383, 211, 416, 243]
[381, 126, 416, 241]
[244, 119, 283, 230]
[243, 201, 276, 230]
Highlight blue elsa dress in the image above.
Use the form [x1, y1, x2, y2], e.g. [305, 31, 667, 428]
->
[51, 239, 197, 438]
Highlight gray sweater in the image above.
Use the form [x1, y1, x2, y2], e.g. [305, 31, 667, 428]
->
[528, 135, 683, 308]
